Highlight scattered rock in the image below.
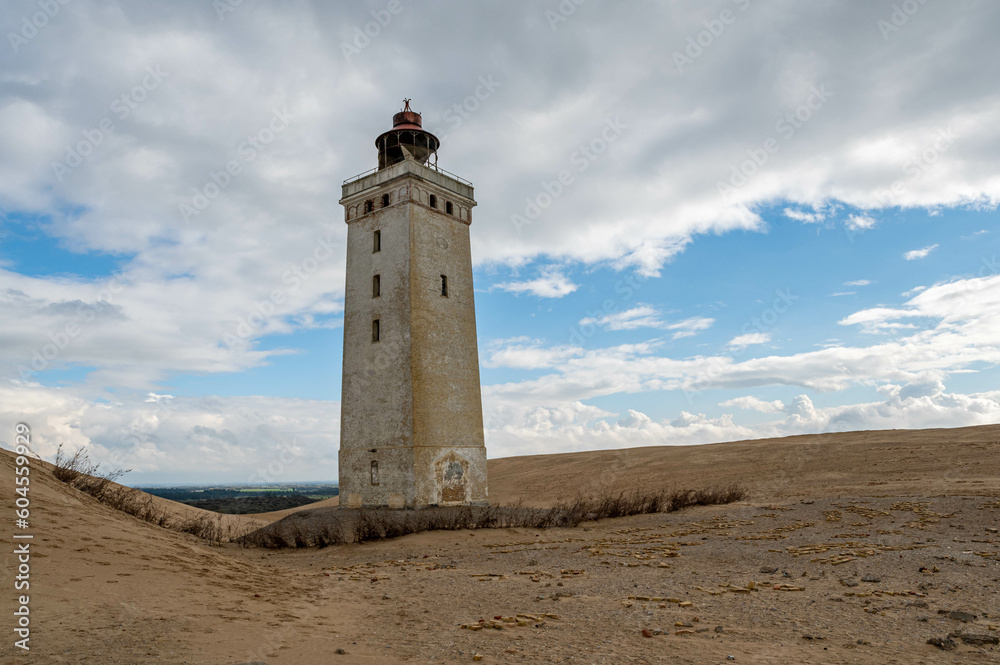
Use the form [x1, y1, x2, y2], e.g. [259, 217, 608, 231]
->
[861, 575, 881, 583]
[927, 637, 957, 651]
[473, 654, 484, 662]
[949, 610, 977, 622]
[801, 634, 824, 640]
[714, 625, 725, 634]
[759, 566, 778, 574]
[726, 656, 736, 661]
[335, 649, 347, 655]
[652, 628, 663, 636]
[949, 632, 999, 646]
[840, 579, 859, 588]
[641, 628, 653, 638]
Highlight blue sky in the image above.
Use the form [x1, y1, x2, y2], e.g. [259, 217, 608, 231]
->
[1, 1, 999, 483]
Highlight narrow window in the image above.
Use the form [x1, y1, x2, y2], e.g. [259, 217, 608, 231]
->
[440, 275, 448, 297]
[372, 319, 380, 343]
[373, 229, 381, 252]
[364, 200, 374, 214]
[429, 194, 437, 209]
[381, 193, 390, 207]
[446, 201, 453, 215]
[370, 460, 379, 486]
[372, 274, 380, 297]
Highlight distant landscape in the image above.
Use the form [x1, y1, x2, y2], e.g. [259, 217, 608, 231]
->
[138, 483, 339, 514]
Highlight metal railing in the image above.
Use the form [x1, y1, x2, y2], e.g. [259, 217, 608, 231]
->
[342, 162, 473, 188]
[343, 167, 378, 185]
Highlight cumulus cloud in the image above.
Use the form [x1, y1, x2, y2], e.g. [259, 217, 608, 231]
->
[481, 275, 1000, 440]
[482, 383, 1000, 459]
[579, 304, 666, 331]
[784, 208, 824, 223]
[483, 338, 582, 369]
[667, 316, 715, 340]
[904, 244, 939, 260]
[0, 381, 338, 484]
[495, 267, 578, 298]
[846, 214, 877, 231]
[726, 332, 771, 348]
[719, 395, 785, 414]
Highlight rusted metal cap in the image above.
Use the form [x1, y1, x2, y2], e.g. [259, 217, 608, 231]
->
[393, 99, 422, 129]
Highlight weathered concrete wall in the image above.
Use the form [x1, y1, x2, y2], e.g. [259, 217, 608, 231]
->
[409, 200, 487, 506]
[339, 186, 416, 507]
[339, 160, 487, 507]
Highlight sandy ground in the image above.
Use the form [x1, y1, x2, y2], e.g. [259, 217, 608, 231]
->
[1, 425, 998, 664]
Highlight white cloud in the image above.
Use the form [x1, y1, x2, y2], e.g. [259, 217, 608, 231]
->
[0, 381, 338, 484]
[481, 275, 1000, 438]
[844, 279, 872, 287]
[726, 332, 771, 348]
[667, 316, 715, 340]
[0, 1, 995, 309]
[579, 304, 666, 331]
[719, 395, 785, 414]
[482, 381, 1000, 460]
[831, 291, 856, 297]
[495, 267, 578, 298]
[904, 244, 939, 260]
[846, 214, 877, 231]
[483, 338, 582, 369]
[784, 208, 824, 223]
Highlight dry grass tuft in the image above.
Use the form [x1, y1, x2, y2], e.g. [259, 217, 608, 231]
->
[238, 484, 748, 549]
[51, 443, 251, 545]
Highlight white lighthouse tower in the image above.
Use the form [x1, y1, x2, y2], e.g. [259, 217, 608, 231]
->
[338, 100, 488, 508]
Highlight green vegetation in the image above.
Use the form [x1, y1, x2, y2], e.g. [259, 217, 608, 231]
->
[184, 495, 323, 514]
[140, 485, 338, 503]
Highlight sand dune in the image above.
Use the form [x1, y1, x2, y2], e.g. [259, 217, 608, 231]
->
[486, 424, 1000, 506]
[1, 424, 998, 664]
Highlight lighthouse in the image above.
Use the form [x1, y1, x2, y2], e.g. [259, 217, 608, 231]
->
[338, 100, 488, 508]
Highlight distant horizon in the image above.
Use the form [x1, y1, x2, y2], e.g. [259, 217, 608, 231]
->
[10, 420, 999, 486]
[133, 481, 339, 489]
